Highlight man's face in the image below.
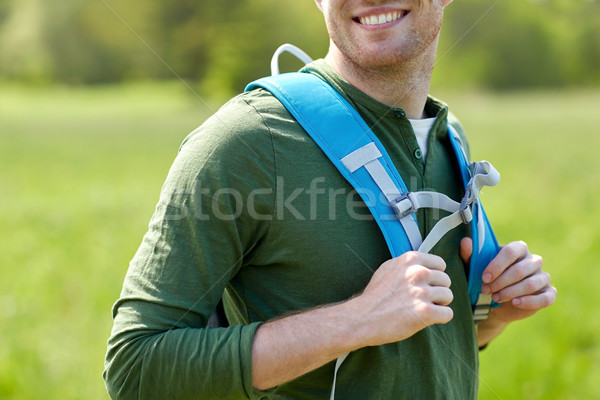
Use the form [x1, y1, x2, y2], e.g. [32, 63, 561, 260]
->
[315, 0, 452, 70]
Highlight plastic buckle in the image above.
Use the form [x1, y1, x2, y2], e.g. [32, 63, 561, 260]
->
[391, 192, 417, 219]
[472, 293, 492, 323]
[459, 188, 473, 224]
[459, 206, 473, 225]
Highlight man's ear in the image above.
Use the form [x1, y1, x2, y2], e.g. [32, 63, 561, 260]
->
[314, 0, 324, 13]
[441, 0, 453, 7]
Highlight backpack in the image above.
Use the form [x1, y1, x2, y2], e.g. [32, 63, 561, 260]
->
[243, 44, 503, 399]
[245, 44, 501, 321]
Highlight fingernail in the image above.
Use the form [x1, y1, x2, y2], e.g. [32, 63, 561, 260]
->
[481, 285, 491, 294]
[483, 273, 492, 283]
[492, 294, 500, 302]
[513, 298, 522, 306]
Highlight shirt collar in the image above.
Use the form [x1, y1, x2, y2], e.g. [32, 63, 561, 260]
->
[302, 59, 449, 137]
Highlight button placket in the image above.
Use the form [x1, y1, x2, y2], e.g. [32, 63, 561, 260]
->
[393, 110, 406, 119]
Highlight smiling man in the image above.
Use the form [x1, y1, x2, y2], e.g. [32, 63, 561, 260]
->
[104, 1, 556, 399]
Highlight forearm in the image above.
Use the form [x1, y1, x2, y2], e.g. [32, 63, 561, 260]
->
[251, 299, 367, 390]
[251, 252, 454, 391]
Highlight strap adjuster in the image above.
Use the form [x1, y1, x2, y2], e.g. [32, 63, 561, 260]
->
[459, 188, 473, 224]
[391, 192, 418, 219]
[473, 293, 493, 323]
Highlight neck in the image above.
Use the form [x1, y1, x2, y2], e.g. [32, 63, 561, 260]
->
[324, 38, 439, 120]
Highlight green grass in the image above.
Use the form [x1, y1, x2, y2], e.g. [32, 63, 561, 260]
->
[1, 83, 598, 399]
[0, 82, 213, 399]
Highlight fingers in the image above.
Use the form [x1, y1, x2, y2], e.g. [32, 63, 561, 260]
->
[459, 237, 473, 265]
[412, 291, 454, 325]
[482, 254, 544, 296]
[488, 269, 549, 303]
[511, 285, 557, 310]
[400, 253, 451, 305]
[428, 269, 451, 288]
[357, 252, 455, 345]
[482, 241, 557, 316]
[429, 286, 454, 306]
[482, 241, 530, 284]
[426, 303, 454, 325]
[400, 251, 447, 272]
[404, 264, 451, 291]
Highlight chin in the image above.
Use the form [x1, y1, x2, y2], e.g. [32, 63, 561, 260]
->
[351, 47, 420, 70]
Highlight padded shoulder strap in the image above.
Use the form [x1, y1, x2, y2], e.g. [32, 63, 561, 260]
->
[448, 127, 501, 317]
[246, 72, 421, 255]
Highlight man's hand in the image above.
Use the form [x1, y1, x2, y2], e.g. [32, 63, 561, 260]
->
[460, 238, 557, 346]
[346, 251, 454, 348]
[252, 251, 453, 390]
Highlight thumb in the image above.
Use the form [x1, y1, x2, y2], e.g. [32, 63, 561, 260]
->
[460, 237, 473, 265]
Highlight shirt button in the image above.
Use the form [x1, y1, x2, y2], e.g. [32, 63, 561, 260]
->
[393, 110, 406, 119]
[414, 148, 423, 160]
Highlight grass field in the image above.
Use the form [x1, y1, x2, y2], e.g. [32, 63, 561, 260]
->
[1, 82, 599, 399]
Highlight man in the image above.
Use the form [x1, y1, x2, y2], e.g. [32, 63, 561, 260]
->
[104, 1, 556, 399]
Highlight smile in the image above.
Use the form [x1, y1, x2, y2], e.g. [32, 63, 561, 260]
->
[354, 10, 409, 26]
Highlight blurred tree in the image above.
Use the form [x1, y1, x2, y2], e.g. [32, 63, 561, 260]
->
[0, 0, 597, 91]
[481, 10, 563, 89]
[436, 0, 600, 90]
[197, 0, 327, 97]
[0, 0, 53, 83]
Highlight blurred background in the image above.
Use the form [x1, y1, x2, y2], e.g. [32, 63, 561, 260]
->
[1, 0, 599, 399]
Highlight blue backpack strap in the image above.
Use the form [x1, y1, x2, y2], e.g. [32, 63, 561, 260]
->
[245, 72, 500, 316]
[246, 72, 422, 255]
[448, 128, 501, 317]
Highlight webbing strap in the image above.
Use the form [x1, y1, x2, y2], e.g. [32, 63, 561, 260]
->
[361, 159, 423, 250]
[330, 352, 349, 400]
[341, 141, 500, 255]
[405, 191, 463, 213]
[418, 161, 499, 253]
[341, 142, 381, 172]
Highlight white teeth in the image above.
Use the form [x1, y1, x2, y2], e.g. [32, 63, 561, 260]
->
[359, 11, 404, 26]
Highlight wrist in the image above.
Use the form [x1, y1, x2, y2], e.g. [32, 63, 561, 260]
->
[477, 312, 508, 347]
[334, 295, 374, 351]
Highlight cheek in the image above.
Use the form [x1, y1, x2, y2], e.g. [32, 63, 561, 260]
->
[323, 10, 347, 39]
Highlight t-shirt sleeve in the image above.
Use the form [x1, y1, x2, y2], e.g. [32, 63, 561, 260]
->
[103, 95, 277, 399]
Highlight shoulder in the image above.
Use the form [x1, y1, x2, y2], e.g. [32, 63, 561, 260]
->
[447, 110, 472, 160]
[181, 87, 307, 154]
[181, 90, 280, 151]
[426, 94, 472, 159]
[164, 89, 298, 194]
[447, 111, 467, 140]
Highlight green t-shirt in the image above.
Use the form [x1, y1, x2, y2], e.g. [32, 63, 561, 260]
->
[104, 60, 479, 399]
